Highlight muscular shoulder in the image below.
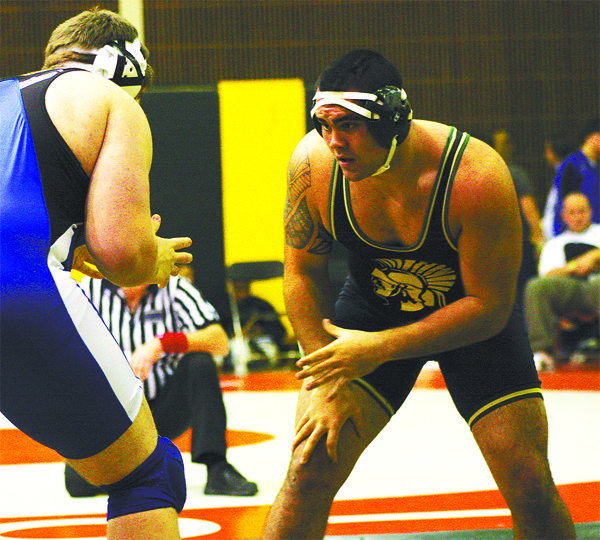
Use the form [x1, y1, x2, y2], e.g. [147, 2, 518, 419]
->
[288, 130, 333, 185]
[444, 130, 519, 240]
[45, 71, 149, 175]
[286, 130, 333, 214]
[456, 134, 514, 208]
[284, 130, 335, 253]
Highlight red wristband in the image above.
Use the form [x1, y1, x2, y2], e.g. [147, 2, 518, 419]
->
[158, 332, 189, 354]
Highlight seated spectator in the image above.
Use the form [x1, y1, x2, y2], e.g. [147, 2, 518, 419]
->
[524, 192, 600, 371]
[541, 131, 577, 239]
[65, 274, 258, 497]
[550, 117, 600, 236]
[225, 278, 288, 365]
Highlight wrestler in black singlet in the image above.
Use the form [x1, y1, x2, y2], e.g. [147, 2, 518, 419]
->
[329, 128, 542, 428]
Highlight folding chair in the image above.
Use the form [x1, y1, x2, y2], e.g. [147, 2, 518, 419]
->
[226, 261, 284, 375]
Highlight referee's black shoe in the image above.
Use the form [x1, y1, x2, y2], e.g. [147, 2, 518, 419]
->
[204, 461, 258, 496]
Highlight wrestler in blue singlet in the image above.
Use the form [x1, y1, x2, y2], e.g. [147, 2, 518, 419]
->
[0, 71, 144, 459]
[330, 128, 542, 427]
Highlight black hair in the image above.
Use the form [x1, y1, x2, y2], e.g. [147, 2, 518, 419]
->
[548, 131, 577, 160]
[316, 49, 403, 92]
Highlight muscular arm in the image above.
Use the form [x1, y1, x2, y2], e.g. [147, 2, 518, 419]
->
[283, 133, 337, 355]
[46, 72, 191, 287]
[520, 194, 545, 252]
[284, 134, 367, 462]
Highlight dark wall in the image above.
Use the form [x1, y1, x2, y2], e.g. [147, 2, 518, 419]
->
[2, 0, 598, 207]
[140, 90, 228, 317]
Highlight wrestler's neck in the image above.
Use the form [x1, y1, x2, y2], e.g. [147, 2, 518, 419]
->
[373, 121, 434, 187]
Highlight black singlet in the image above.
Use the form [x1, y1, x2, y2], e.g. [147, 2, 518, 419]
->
[327, 127, 542, 427]
[18, 69, 90, 245]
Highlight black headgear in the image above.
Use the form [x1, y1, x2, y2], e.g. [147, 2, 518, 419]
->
[311, 86, 412, 148]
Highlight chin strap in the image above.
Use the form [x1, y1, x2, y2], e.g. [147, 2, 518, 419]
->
[372, 135, 398, 176]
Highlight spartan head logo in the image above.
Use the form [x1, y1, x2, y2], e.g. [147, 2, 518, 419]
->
[371, 259, 457, 310]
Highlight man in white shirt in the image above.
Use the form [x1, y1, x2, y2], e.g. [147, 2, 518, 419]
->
[524, 192, 600, 371]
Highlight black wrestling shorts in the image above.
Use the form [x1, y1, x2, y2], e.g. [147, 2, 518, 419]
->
[334, 282, 542, 429]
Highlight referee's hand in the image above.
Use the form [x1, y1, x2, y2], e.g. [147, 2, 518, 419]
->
[129, 338, 163, 380]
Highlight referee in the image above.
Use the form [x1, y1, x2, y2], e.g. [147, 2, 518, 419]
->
[65, 272, 258, 497]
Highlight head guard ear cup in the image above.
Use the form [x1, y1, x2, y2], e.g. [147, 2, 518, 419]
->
[363, 86, 412, 148]
[91, 39, 147, 98]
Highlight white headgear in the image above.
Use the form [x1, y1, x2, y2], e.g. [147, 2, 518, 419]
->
[65, 38, 147, 98]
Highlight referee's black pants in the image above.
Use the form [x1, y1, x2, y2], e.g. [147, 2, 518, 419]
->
[149, 351, 228, 463]
[64, 352, 228, 496]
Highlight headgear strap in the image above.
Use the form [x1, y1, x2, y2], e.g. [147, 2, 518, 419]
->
[312, 89, 409, 176]
[310, 91, 384, 119]
[63, 38, 147, 98]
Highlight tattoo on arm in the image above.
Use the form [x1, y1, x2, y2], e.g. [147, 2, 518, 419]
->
[285, 196, 314, 249]
[285, 142, 315, 249]
[308, 223, 333, 255]
[285, 142, 311, 219]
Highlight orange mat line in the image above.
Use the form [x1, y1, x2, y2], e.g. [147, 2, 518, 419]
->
[0, 429, 273, 466]
[0, 482, 595, 539]
[220, 366, 600, 392]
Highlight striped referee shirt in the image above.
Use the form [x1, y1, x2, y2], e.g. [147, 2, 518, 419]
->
[78, 275, 220, 400]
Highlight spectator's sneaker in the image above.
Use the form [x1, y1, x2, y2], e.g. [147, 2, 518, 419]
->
[204, 462, 258, 496]
[533, 351, 556, 372]
[570, 338, 599, 365]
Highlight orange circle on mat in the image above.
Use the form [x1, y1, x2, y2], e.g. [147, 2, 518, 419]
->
[1, 523, 104, 538]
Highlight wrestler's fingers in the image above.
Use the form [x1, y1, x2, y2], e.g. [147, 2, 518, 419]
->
[294, 410, 310, 436]
[325, 424, 342, 463]
[322, 319, 342, 338]
[292, 411, 310, 441]
[296, 350, 329, 370]
[296, 363, 321, 379]
[157, 274, 171, 288]
[292, 421, 313, 451]
[169, 236, 193, 251]
[304, 367, 343, 390]
[296, 353, 338, 377]
[299, 426, 326, 465]
[324, 376, 350, 401]
[170, 257, 192, 277]
[174, 251, 193, 265]
[151, 214, 161, 233]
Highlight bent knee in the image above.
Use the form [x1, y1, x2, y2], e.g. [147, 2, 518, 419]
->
[510, 471, 560, 521]
[185, 352, 218, 374]
[103, 437, 186, 520]
[284, 451, 347, 498]
[284, 465, 338, 502]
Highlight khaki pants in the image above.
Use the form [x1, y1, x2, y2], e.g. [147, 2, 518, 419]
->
[523, 275, 599, 352]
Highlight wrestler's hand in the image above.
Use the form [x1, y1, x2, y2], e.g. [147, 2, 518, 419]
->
[293, 383, 364, 464]
[129, 337, 163, 381]
[296, 319, 387, 400]
[72, 244, 105, 279]
[151, 214, 193, 288]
